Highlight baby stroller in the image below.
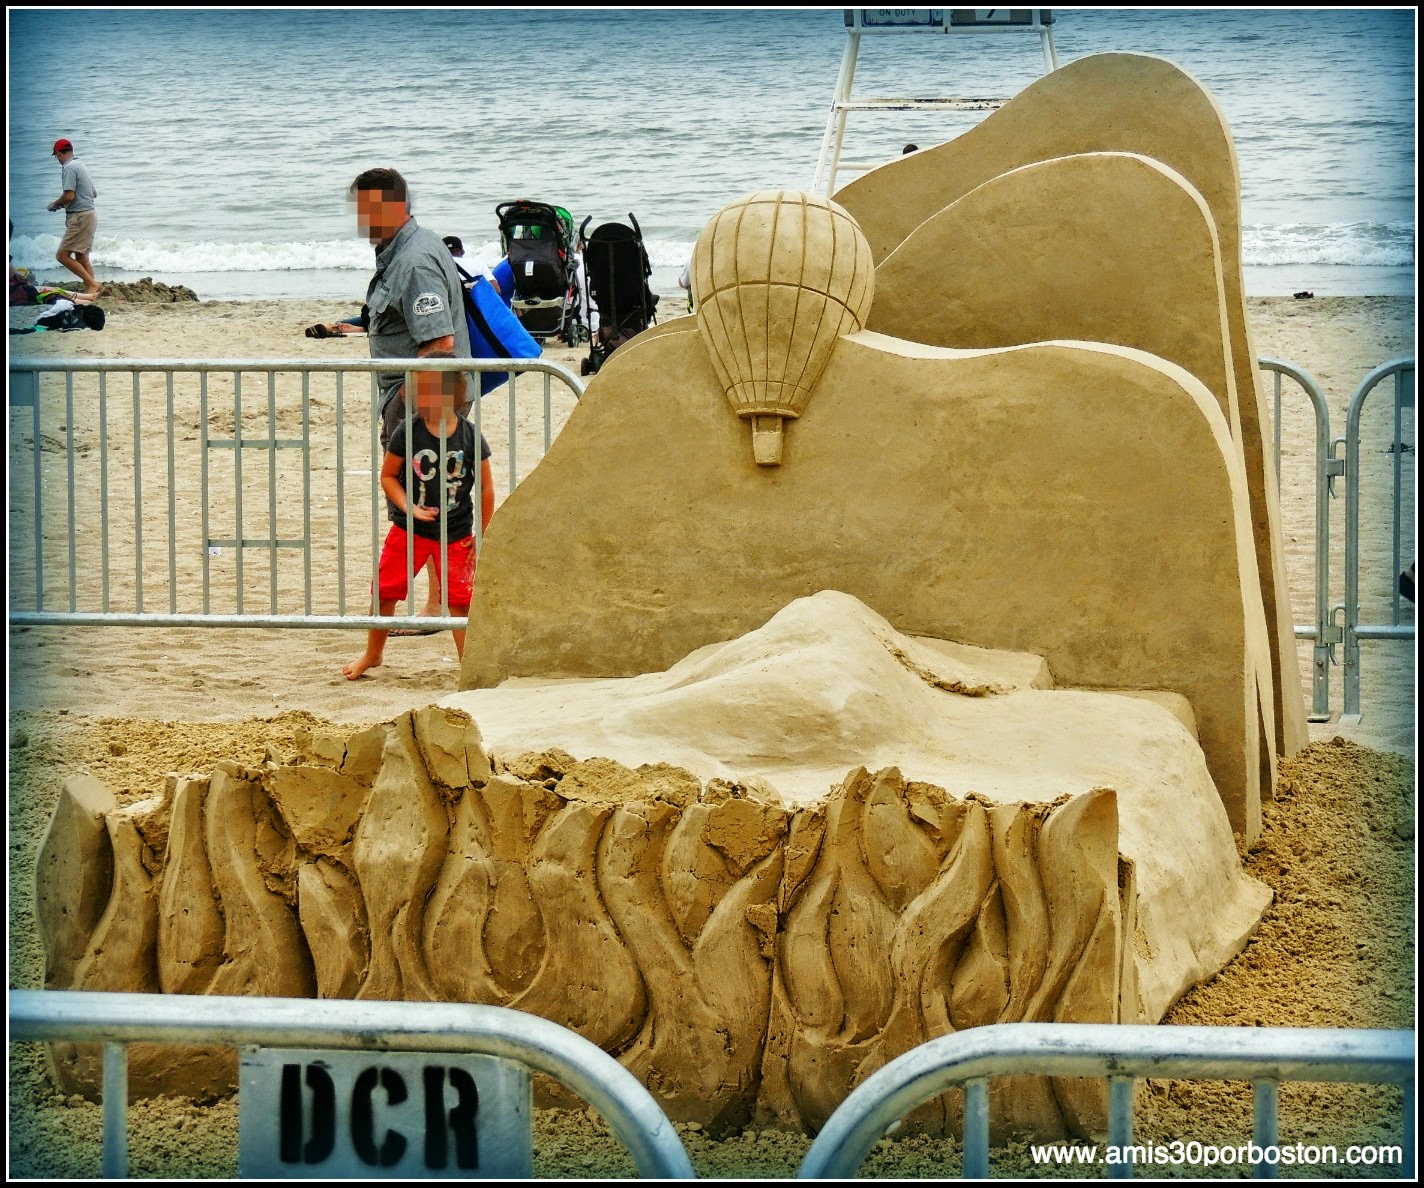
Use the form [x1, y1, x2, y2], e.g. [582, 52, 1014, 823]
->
[495, 199, 587, 345]
[578, 213, 659, 376]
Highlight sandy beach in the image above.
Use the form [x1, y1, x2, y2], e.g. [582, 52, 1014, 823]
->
[6, 293, 1416, 1177]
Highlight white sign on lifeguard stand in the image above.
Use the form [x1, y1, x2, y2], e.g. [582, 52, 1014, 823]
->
[813, 9, 1059, 195]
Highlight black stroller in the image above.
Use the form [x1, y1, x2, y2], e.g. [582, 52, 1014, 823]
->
[577, 214, 659, 376]
[495, 199, 587, 345]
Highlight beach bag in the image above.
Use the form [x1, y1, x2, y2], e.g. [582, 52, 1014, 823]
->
[463, 267, 539, 396]
[10, 267, 39, 307]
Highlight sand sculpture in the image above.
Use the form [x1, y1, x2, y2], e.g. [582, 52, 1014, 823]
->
[462, 188, 1273, 838]
[866, 148, 1280, 799]
[35, 54, 1289, 1142]
[833, 51, 1309, 766]
[37, 594, 1270, 1139]
[870, 152, 1243, 440]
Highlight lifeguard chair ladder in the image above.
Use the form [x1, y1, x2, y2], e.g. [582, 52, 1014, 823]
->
[813, 9, 1059, 196]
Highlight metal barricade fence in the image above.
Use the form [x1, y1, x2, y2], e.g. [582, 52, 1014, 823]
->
[7, 357, 583, 632]
[1258, 356, 1415, 723]
[1259, 358, 1338, 719]
[8, 989, 696, 1180]
[1342, 359, 1416, 722]
[11, 994, 1411, 1181]
[797, 1022, 1415, 1180]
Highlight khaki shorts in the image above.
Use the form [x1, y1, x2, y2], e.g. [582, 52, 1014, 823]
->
[58, 209, 98, 254]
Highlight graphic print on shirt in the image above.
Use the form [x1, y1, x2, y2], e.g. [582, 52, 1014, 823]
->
[412, 445, 467, 512]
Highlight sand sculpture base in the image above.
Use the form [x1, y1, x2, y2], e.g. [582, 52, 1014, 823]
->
[35, 594, 1269, 1140]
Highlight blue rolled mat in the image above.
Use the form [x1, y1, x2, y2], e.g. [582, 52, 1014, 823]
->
[466, 265, 539, 395]
[490, 258, 515, 306]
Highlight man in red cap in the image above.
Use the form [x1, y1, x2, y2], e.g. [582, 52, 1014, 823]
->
[46, 138, 101, 298]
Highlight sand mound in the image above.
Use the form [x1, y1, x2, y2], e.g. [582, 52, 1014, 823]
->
[98, 277, 200, 304]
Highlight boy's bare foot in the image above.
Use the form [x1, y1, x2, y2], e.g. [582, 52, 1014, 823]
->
[343, 653, 383, 680]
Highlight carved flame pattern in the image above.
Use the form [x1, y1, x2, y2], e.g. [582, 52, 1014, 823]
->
[35, 709, 1130, 1139]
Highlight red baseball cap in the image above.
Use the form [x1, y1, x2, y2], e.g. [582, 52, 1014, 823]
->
[52, 138, 74, 155]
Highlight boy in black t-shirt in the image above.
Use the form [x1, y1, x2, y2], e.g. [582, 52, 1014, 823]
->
[344, 364, 491, 680]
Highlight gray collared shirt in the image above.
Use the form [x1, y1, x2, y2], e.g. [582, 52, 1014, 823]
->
[61, 157, 97, 213]
[365, 217, 473, 403]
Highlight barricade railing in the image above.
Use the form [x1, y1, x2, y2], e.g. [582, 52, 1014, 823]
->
[1259, 357, 1338, 719]
[1341, 358, 1416, 722]
[8, 988, 695, 1180]
[797, 1022, 1415, 1180]
[6, 357, 583, 631]
[13, 995, 1410, 1181]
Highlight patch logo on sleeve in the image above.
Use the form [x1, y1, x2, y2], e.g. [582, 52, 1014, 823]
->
[413, 293, 445, 316]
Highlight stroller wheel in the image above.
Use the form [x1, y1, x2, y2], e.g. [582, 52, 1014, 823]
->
[580, 359, 593, 376]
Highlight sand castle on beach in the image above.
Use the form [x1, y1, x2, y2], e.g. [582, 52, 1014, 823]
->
[36, 54, 1306, 1141]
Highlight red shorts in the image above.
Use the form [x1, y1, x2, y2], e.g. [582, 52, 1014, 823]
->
[377, 526, 475, 606]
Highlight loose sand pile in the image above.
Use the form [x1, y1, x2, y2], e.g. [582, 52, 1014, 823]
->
[5, 294, 1416, 1177]
[94, 277, 200, 304]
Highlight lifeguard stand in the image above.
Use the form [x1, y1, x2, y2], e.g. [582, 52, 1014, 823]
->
[813, 9, 1059, 195]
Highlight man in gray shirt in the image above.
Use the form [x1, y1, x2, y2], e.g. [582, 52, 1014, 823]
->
[350, 166, 492, 622]
[350, 167, 481, 443]
[47, 138, 100, 298]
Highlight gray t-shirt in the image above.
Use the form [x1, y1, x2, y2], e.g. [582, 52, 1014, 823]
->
[61, 158, 97, 213]
[365, 217, 473, 403]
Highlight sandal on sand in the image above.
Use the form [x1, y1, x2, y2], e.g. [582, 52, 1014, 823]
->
[389, 625, 443, 637]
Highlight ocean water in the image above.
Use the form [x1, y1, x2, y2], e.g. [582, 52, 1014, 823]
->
[5, 7, 1416, 302]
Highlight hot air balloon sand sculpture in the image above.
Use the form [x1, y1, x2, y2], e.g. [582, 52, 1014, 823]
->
[35, 54, 1290, 1143]
[692, 191, 874, 465]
